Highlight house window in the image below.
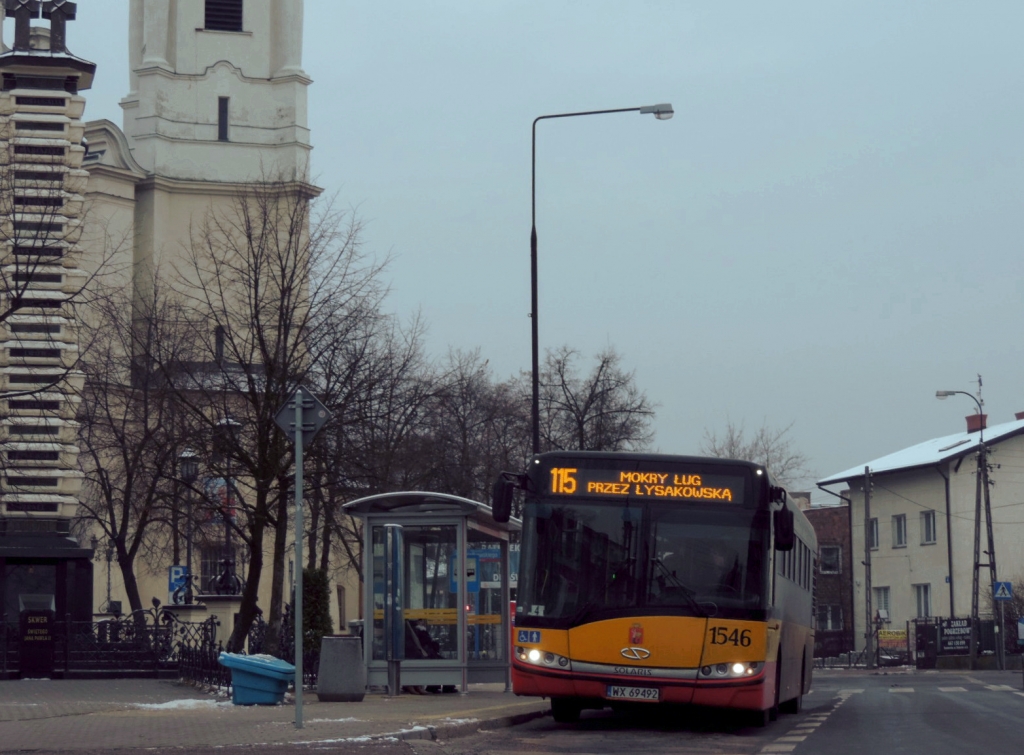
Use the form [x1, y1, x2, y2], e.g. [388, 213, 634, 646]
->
[868, 518, 879, 550]
[914, 583, 931, 618]
[892, 514, 907, 548]
[921, 510, 937, 545]
[218, 98, 229, 142]
[205, 0, 243, 32]
[199, 545, 241, 593]
[873, 586, 890, 621]
[816, 604, 843, 632]
[820, 545, 841, 574]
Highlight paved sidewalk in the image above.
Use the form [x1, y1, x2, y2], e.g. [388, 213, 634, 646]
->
[0, 680, 550, 751]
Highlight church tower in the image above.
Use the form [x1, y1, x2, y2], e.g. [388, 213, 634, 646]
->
[0, 0, 95, 622]
[123, 0, 310, 182]
[121, 0, 313, 280]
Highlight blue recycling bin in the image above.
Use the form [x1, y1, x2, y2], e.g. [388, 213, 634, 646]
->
[218, 652, 296, 705]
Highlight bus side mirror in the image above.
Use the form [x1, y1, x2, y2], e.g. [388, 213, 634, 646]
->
[491, 476, 515, 524]
[774, 507, 794, 551]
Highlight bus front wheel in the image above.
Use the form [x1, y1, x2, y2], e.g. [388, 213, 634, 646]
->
[551, 698, 582, 723]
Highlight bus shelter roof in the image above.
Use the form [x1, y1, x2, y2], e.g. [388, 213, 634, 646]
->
[342, 491, 521, 533]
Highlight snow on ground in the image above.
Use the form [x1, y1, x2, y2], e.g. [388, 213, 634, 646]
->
[292, 726, 428, 745]
[133, 699, 233, 710]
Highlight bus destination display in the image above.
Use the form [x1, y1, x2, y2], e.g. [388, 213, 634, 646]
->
[548, 466, 743, 502]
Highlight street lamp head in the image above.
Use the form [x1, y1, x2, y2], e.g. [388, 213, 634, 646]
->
[640, 103, 674, 120]
[936, 391, 956, 399]
[179, 448, 199, 484]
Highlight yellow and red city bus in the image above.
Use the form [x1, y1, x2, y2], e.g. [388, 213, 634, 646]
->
[493, 451, 816, 725]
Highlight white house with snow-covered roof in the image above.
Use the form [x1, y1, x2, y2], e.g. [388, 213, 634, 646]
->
[817, 411, 1024, 654]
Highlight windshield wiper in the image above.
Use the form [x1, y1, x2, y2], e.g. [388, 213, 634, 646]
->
[650, 558, 707, 617]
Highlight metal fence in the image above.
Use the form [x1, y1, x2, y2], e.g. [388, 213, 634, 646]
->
[0, 606, 319, 690]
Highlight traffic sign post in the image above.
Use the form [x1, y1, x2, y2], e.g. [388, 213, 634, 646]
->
[1019, 616, 1024, 690]
[992, 582, 1013, 674]
[275, 387, 331, 730]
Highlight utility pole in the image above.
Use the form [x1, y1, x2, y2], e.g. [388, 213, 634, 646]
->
[864, 466, 875, 670]
[937, 377, 998, 669]
[981, 440, 1001, 669]
[970, 444, 982, 667]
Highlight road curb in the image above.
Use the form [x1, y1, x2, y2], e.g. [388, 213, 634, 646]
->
[396, 706, 551, 742]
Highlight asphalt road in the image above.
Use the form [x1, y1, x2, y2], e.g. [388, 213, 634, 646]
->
[12, 670, 1024, 754]
[409, 668, 1024, 755]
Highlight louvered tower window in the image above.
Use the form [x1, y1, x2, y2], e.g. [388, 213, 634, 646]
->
[205, 0, 243, 32]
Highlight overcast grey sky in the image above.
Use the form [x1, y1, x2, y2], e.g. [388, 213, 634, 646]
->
[70, 2, 1024, 493]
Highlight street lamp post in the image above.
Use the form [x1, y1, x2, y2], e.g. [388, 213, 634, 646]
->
[91, 535, 115, 614]
[179, 449, 199, 604]
[936, 387, 999, 669]
[214, 418, 242, 595]
[530, 103, 673, 454]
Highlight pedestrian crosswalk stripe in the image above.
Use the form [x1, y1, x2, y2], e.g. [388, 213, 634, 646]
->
[985, 685, 1015, 691]
[939, 687, 967, 692]
[889, 688, 914, 693]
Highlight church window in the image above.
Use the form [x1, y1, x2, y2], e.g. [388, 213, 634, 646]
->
[205, 0, 244, 33]
[218, 98, 230, 141]
[215, 325, 226, 362]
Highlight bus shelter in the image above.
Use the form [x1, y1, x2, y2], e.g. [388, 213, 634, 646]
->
[342, 492, 520, 692]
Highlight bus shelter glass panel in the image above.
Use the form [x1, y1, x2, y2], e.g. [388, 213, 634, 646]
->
[372, 524, 458, 661]
[467, 534, 505, 661]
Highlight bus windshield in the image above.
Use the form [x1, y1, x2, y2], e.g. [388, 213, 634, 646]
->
[516, 500, 768, 628]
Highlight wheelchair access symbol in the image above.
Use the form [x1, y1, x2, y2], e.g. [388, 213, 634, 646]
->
[518, 630, 541, 643]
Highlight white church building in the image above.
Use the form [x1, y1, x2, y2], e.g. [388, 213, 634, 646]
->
[0, 1, 359, 637]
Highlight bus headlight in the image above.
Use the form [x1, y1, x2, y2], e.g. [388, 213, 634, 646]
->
[700, 661, 760, 678]
[515, 646, 571, 670]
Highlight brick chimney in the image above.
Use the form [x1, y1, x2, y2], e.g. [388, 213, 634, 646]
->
[966, 414, 987, 433]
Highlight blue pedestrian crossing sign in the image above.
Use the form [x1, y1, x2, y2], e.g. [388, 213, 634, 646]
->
[993, 581, 1013, 601]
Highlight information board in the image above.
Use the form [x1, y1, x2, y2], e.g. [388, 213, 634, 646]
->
[19, 610, 55, 678]
[939, 617, 972, 655]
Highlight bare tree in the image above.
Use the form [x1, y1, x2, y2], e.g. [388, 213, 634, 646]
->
[535, 346, 656, 452]
[700, 420, 813, 488]
[415, 349, 530, 502]
[75, 281, 189, 615]
[142, 177, 387, 653]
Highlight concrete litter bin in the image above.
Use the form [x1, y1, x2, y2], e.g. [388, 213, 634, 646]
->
[218, 652, 296, 705]
[316, 635, 366, 702]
